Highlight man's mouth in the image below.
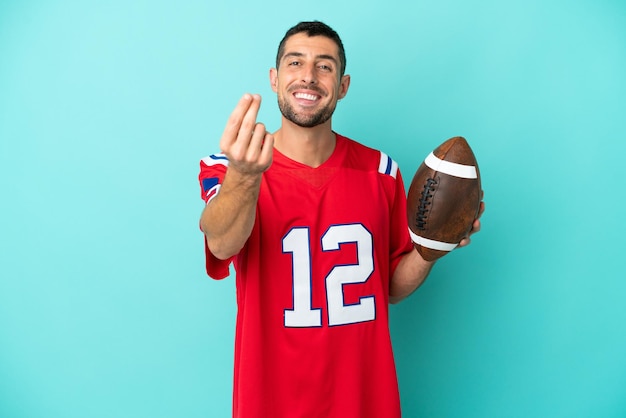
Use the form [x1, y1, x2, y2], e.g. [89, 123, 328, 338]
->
[294, 92, 320, 102]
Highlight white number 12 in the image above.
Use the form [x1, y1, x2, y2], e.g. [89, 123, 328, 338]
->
[283, 224, 376, 328]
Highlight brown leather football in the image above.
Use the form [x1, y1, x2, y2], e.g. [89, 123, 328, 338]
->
[407, 136, 482, 261]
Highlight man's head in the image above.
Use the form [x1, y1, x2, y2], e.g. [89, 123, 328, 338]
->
[276, 21, 347, 78]
[271, 21, 350, 128]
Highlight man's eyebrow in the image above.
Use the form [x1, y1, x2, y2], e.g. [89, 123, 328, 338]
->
[316, 54, 339, 64]
[282, 52, 339, 65]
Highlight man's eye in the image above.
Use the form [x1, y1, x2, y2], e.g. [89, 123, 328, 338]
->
[289, 61, 300, 66]
[319, 65, 332, 71]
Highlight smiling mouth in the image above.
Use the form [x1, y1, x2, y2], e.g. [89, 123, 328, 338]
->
[293, 92, 320, 101]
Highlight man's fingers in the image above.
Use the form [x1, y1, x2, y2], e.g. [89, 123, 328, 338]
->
[245, 122, 268, 161]
[244, 127, 274, 170]
[471, 218, 481, 234]
[259, 132, 275, 168]
[237, 94, 262, 146]
[221, 94, 260, 152]
[214, 94, 272, 178]
[458, 207, 483, 248]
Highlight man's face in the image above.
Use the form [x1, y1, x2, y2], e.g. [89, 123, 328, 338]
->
[270, 33, 350, 128]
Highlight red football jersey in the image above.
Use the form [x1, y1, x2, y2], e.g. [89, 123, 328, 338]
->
[199, 134, 413, 418]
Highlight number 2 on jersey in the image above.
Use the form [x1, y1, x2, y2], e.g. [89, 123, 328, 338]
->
[283, 224, 376, 328]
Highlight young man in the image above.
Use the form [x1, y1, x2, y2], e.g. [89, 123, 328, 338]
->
[199, 21, 482, 418]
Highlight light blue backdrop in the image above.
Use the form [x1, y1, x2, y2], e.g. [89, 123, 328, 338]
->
[1, 1, 625, 417]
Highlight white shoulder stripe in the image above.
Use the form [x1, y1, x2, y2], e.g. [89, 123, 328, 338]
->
[425, 152, 477, 179]
[201, 153, 230, 167]
[206, 184, 221, 203]
[378, 152, 398, 178]
[409, 228, 459, 252]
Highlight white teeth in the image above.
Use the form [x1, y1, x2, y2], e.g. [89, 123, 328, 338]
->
[294, 93, 318, 101]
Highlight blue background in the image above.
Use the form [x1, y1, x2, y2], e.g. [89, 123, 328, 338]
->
[1, 1, 625, 417]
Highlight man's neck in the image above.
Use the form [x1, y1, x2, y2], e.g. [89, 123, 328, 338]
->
[273, 119, 336, 168]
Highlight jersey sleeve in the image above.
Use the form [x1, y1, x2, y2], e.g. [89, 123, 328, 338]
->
[198, 154, 233, 280]
[389, 167, 414, 278]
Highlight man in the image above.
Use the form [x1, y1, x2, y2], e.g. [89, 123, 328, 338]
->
[198, 21, 483, 418]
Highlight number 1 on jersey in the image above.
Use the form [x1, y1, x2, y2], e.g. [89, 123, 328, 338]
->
[283, 224, 376, 328]
[283, 228, 322, 327]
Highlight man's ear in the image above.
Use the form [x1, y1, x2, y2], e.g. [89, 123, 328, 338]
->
[269, 68, 278, 93]
[338, 74, 351, 100]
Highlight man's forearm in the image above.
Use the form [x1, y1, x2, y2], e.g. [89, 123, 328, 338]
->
[200, 170, 262, 260]
[389, 248, 435, 304]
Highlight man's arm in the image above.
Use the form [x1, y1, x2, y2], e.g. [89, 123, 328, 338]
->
[389, 202, 484, 303]
[389, 248, 435, 304]
[200, 94, 274, 260]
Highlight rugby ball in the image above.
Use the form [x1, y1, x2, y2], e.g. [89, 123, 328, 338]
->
[407, 136, 481, 261]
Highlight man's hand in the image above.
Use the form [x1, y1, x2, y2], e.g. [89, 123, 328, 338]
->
[390, 194, 485, 304]
[220, 93, 274, 176]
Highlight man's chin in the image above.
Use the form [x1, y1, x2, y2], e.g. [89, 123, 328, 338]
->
[289, 116, 329, 128]
[278, 100, 335, 128]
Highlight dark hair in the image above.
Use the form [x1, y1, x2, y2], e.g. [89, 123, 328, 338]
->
[275, 21, 347, 77]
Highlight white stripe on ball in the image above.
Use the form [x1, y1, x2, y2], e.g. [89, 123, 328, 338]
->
[409, 228, 459, 252]
[425, 152, 477, 179]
